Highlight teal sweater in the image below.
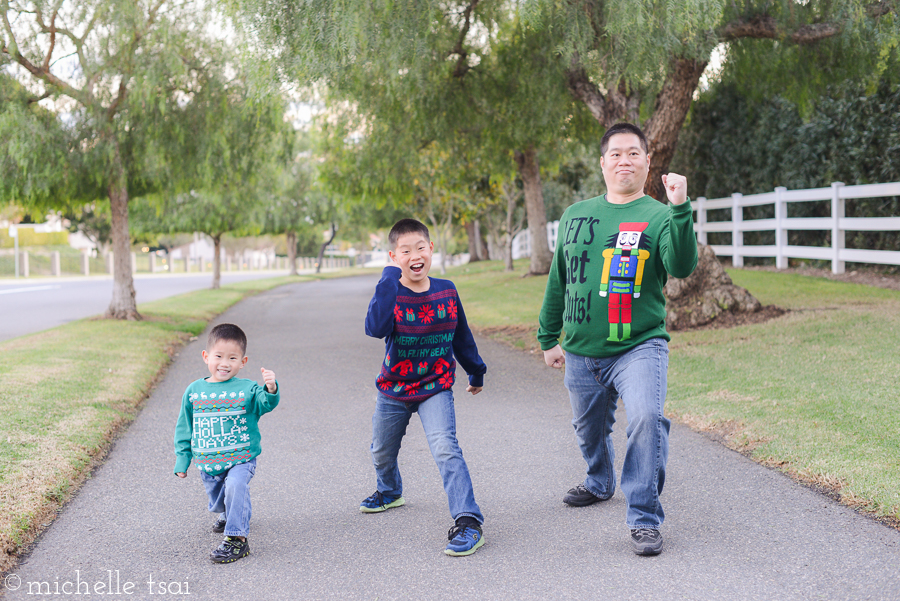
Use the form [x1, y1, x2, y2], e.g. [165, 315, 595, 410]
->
[538, 194, 698, 358]
[173, 377, 280, 475]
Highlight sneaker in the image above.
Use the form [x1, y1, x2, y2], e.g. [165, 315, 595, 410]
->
[210, 537, 250, 563]
[212, 516, 226, 533]
[444, 523, 485, 557]
[630, 528, 663, 556]
[563, 484, 606, 507]
[359, 491, 405, 513]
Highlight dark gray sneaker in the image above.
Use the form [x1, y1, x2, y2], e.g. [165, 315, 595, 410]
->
[631, 528, 663, 555]
[212, 515, 226, 533]
[210, 536, 249, 563]
[563, 484, 606, 507]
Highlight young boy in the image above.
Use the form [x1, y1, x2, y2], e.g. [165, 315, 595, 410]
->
[361, 218, 488, 557]
[174, 323, 280, 564]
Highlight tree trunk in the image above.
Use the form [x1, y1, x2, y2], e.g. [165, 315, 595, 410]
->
[104, 154, 139, 320]
[316, 222, 337, 274]
[465, 221, 483, 262]
[642, 58, 708, 202]
[286, 230, 298, 276]
[211, 234, 222, 289]
[664, 244, 771, 329]
[504, 180, 524, 272]
[514, 147, 553, 275]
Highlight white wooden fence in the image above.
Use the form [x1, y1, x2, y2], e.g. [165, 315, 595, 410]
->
[694, 181, 900, 274]
[514, 182, 900, 275]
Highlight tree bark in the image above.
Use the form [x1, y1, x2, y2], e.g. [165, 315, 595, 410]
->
[465, 221, 482, 261]
[211, 234, 222, 289]
[286, 230, 298, 276]
[104, 148, 139, 320]
[643, 58, 708, 202]
[514, 147, 553, 275]
[503, 180, 524, 272]
[316, 222, 337, 274]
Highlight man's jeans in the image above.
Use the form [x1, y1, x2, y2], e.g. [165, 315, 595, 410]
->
[199, 458, 257, 538]
[370, 390, 483, 524]
[564, 338, 670, 529]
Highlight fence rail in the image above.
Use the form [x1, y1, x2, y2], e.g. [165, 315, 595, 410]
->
[694, 181, 900, 274]
[0, 251, 351, 279]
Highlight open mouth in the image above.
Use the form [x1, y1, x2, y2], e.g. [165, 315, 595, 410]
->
[410, 262, 425, 274]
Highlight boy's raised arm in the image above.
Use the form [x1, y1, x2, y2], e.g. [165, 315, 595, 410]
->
[365, 265, 402, 339]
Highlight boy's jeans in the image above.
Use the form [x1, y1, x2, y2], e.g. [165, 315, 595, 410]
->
[199, 458, 257, 538]
[564, 338, 670, 530]
[371, 390, 483, 524]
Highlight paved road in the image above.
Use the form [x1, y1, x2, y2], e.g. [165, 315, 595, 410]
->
[4, 275, 899, 601]
[0, 271, 291, 342]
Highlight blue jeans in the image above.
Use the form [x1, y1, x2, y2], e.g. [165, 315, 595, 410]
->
[199, 458, 256, 537]
[564, 338, 670, 529]
[370, 390, 483, 524]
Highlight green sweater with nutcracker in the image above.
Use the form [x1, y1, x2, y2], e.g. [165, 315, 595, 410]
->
[538, 194, 698, 358]
[173, 377, 280, 475]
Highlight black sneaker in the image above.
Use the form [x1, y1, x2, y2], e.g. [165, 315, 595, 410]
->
[210, 537, 250, 563]
[563, 484, 606, 507]
[212, 516, 226, 533]
[631, 528, 663, 556]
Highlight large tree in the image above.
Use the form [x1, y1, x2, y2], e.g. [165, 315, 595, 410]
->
[132, 76, 290, 288]
[230, 0, 599, 275]
[527, 0, 899, 201]
[2, 0, 223, 318]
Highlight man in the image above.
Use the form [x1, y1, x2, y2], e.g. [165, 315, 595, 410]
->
[537, 122, 698, 555]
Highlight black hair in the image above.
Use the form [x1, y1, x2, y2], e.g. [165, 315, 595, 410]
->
[207, 323, 247, 356]
[600, 122, 650, 156]
[388, 218, 430, 249]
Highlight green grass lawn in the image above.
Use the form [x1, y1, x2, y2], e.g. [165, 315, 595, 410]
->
[447, 260, 900, 525]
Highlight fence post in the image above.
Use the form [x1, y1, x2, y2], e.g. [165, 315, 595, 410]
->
[131, 252, 137, 274]
[106, 253, 114, 274]
[21, 250, 29, 278]
[149, 253, 156, 273]
[696, 197, 707, 245]
[831, 182, 845, 274]
[82, 250, 90, 276]
[51, 251, 60, 276]
[775, 186, 788, 269]
[731, 193, 744, 267]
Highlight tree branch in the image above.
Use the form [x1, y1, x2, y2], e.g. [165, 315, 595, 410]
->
[448, 0, 480, 78]
[721, 2, 893, 44]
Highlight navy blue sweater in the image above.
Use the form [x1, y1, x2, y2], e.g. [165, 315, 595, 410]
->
[365, 266, 487, 402]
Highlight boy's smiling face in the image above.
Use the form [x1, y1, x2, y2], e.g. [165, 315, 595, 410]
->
[389, 231, 433, 292]
[202, 339, 248, 383]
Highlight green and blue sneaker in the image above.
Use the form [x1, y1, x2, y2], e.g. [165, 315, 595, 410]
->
[444, 522, 484, 557]
[210, 536, 249, 564]
[359, 491, 405, 513]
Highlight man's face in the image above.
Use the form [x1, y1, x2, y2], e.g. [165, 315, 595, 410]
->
[600, 133, 650, 198]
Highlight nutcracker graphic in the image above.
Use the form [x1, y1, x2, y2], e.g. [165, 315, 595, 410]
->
[599, 222, 651, 342]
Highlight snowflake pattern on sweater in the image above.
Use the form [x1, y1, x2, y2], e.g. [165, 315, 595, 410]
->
[365, 266, 486, 402]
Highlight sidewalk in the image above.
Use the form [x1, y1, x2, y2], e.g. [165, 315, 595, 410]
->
[4, 274, 899, 601]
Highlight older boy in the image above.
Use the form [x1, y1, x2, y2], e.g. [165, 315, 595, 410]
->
[538, 122, 698, 555]
[174, 323, 280, 563]
[362, 218, 488, 557]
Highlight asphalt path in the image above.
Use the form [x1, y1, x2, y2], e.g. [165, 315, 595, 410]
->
[4, 275, 899, 601]
[0, 271, 291, 343]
